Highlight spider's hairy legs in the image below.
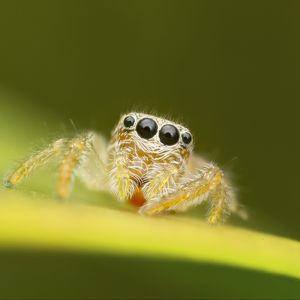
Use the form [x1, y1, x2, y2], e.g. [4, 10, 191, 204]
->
[140, 163, 238, 224]
[56, 134, 94, 199]
[3, 138, 67, 188]
[4, 132, 107, 199]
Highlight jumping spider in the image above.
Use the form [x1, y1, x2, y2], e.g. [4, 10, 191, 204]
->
[4, 112, 246, 224]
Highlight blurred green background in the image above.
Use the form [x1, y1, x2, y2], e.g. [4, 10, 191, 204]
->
[0, 0, 300, 298]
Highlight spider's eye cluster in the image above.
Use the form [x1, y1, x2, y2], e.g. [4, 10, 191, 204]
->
[123, 115, 192, 147]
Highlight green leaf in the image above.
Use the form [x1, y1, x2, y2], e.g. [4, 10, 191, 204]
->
[1, 189, 300, 280]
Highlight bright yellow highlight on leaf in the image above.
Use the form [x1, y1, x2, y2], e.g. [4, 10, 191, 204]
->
[0, 189, 300, 281]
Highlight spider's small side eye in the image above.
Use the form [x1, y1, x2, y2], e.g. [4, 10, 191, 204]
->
[182, 132, 192, 145]
[159, 124, 179, 146]
[124, 116, 135, 128]
[136, 118, 158, 139]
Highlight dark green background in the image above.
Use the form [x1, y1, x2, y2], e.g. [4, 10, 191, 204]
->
[0, 0, 299, 239]
[0, 250, 300, 299]
[0, 1, 300, 298]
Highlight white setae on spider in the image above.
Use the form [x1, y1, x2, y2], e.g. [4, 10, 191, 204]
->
[4, 112, 247, 224]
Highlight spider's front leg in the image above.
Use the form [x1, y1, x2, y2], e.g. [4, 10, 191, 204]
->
[140, 162, 244, 224]
[4, 132, 107, 199]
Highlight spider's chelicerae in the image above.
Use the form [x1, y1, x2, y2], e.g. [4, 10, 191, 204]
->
[4, 112, 247, 224]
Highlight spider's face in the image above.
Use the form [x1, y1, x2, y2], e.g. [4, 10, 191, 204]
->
[110, 112, 193, 167]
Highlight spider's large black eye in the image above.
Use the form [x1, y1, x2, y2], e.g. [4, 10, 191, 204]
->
[123, 116, 135, 128]
[159, 124, 179, 146]
[136, 118, 158, 139]
[182, 132, 192, 145]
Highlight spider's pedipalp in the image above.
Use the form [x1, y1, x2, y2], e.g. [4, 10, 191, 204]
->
[107, 141, 138, 202]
